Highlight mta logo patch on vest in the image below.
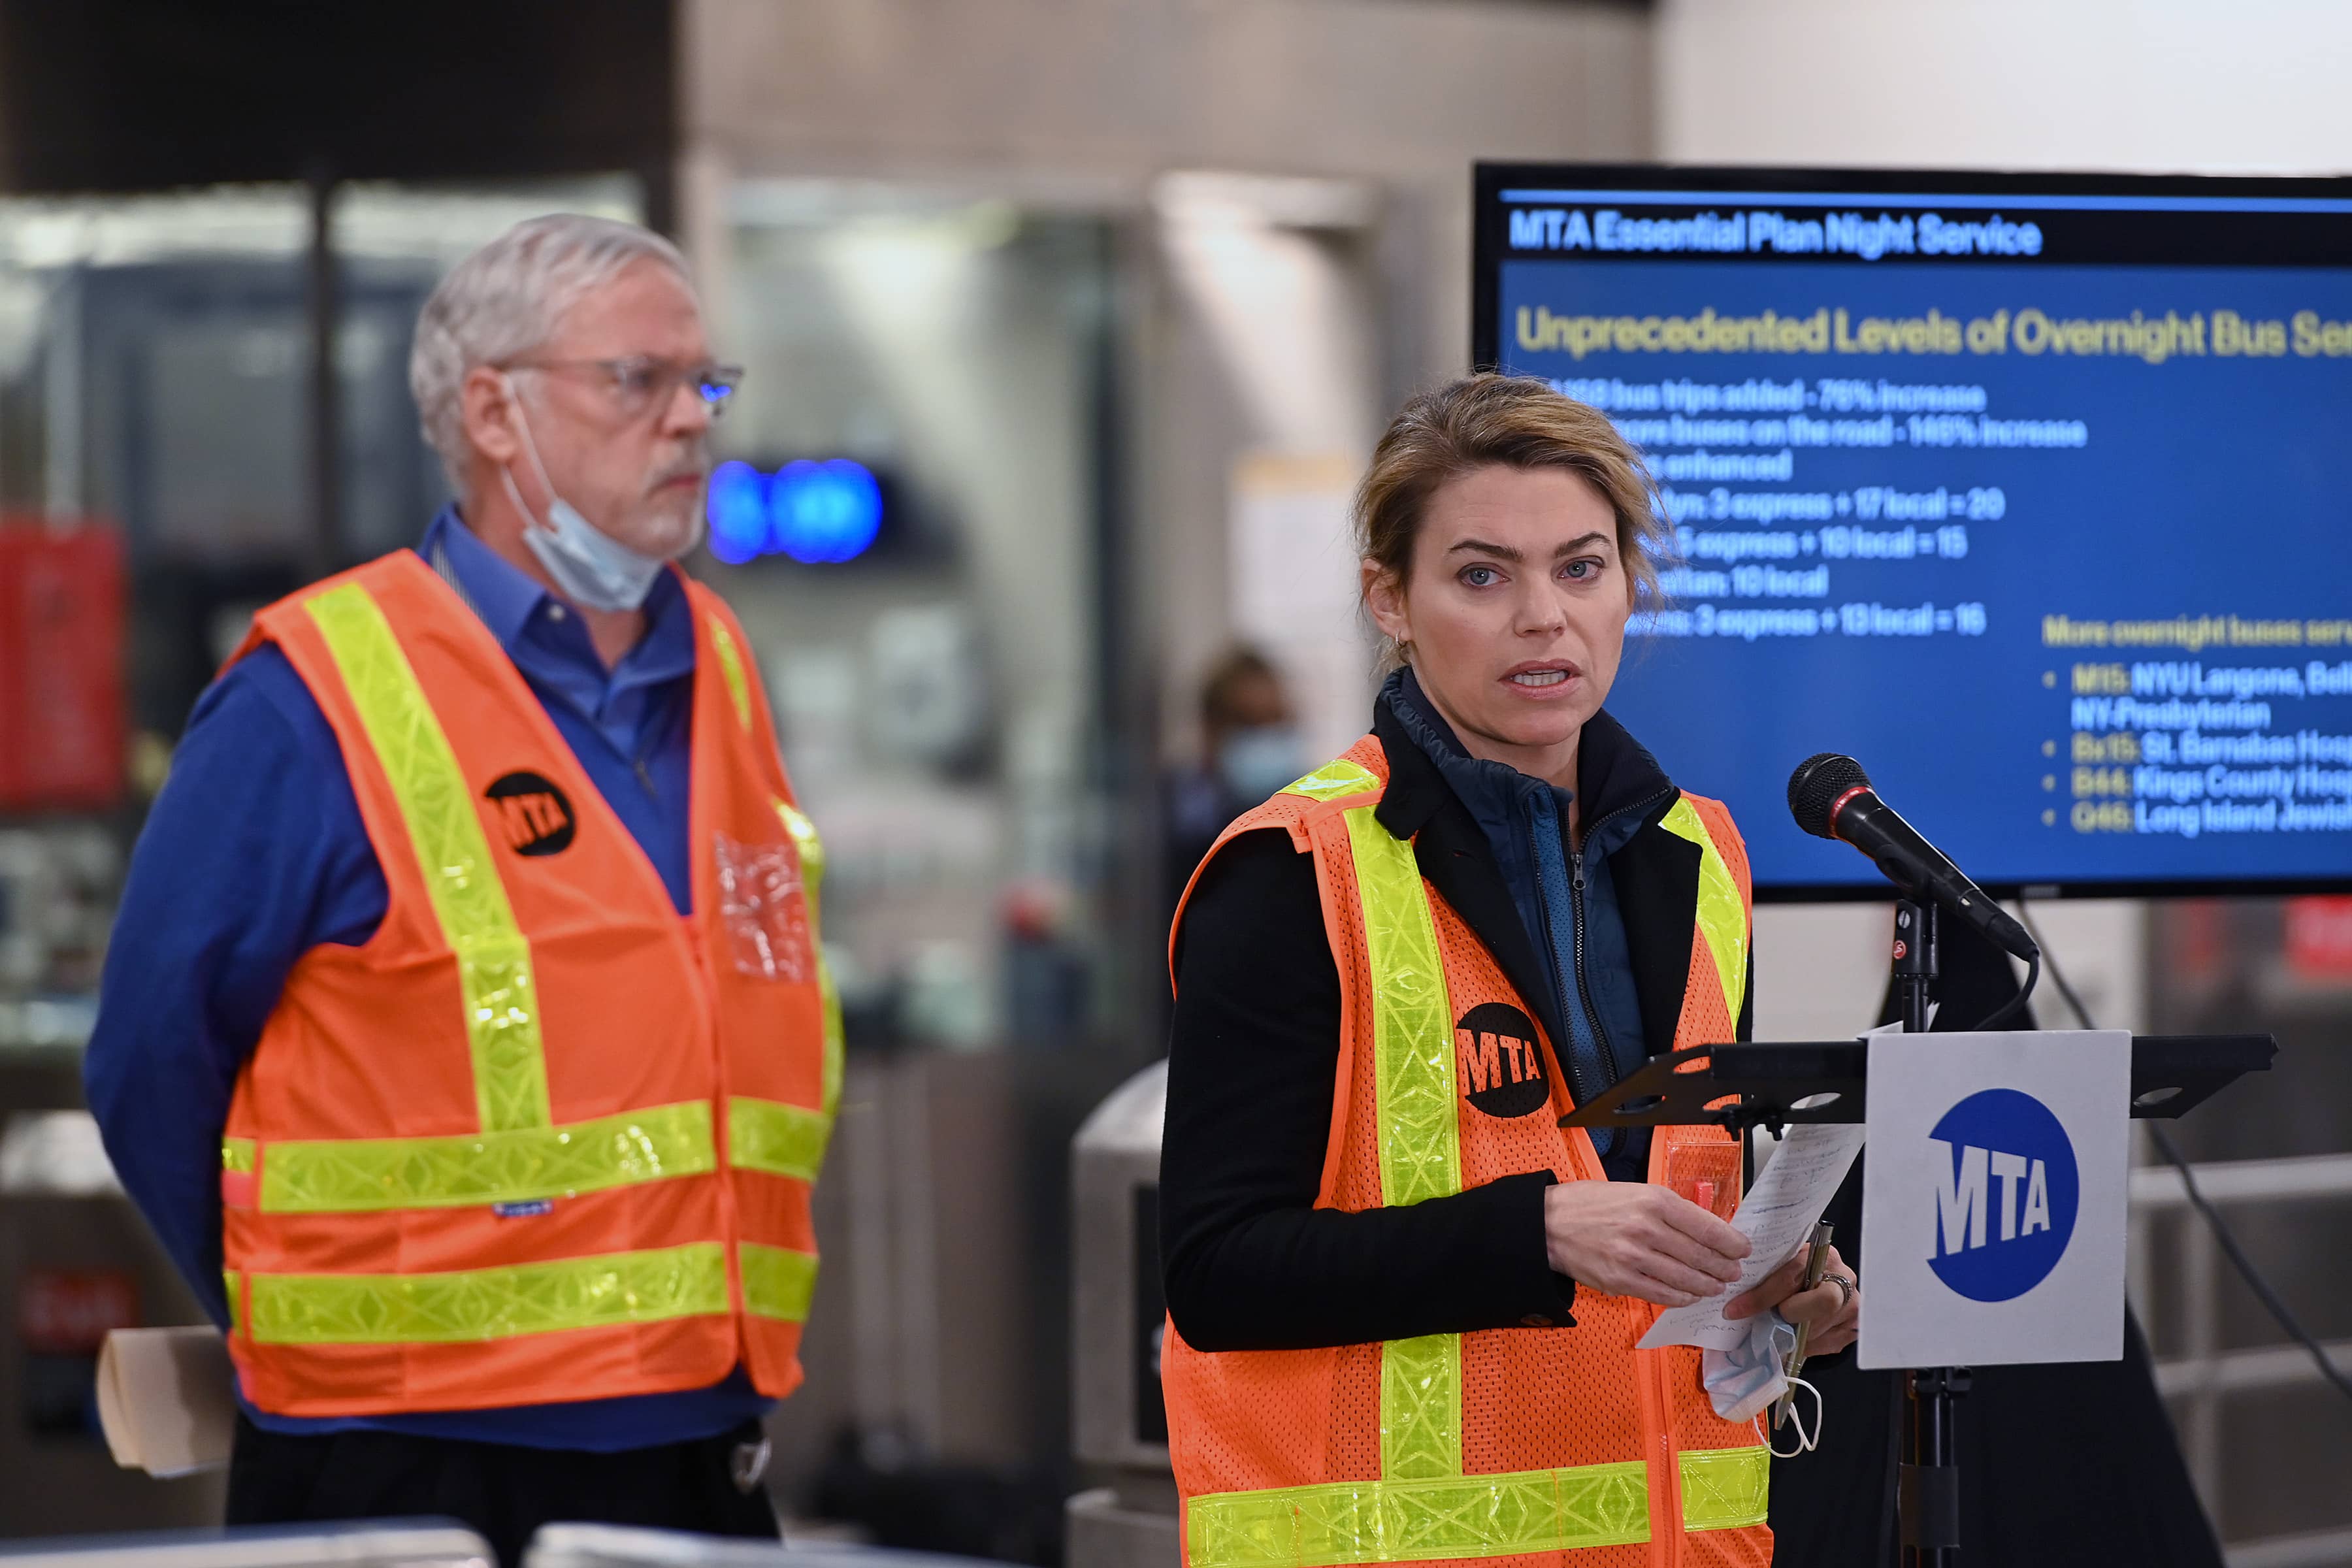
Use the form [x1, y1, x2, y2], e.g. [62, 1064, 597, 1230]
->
[1926, 1088, 2080, 1302]
[1454, 1002, 1549, 1119]
[485, 770, 576, 857]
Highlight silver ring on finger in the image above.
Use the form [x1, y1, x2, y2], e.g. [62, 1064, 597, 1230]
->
[1825, 1273, 1856, 1308]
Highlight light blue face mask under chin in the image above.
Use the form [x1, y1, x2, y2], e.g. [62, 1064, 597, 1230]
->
[498, 379, 675, 613]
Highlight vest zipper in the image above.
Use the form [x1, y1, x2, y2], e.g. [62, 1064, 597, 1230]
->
[1590, 787, 1689, 1566]
[1565, 785, 1673, 1084]
[1567, 849, 1610, 1075]
[1649, 1338, 1684, 1566]
[687, 934, 747, 1335]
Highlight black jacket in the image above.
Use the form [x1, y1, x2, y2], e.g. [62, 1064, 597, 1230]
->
[1159, 698, 1754, 1353]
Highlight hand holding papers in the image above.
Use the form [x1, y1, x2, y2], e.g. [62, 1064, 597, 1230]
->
[1639, 1120, 1867, 1352]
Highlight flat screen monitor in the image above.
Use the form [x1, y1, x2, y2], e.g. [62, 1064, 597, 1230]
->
[1473, 163, 2352, 899]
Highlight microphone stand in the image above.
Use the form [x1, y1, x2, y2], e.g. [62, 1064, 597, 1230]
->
[1563, 1013, 2271, 1567]
[1893, 898, 1967, 1567]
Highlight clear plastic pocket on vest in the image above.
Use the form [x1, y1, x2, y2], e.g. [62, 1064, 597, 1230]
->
[1663, 1139, 1740, 1221]
[714, 833, 815, 983]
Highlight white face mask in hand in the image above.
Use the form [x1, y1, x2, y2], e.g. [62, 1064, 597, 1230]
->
[498, 375, 671, 613]
[1702, 1310, 1796, 1423]
[1702, 1311, 1823, 1457]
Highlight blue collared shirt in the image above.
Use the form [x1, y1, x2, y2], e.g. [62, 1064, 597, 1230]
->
[84, 508, 770, 1452]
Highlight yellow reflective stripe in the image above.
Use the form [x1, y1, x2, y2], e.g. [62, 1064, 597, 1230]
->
[1186, 1460, 1650, 1568]
[245, 1243, 727, 1345]
[708, 613, 753, 733]
[1282, 758, 1379, 800]
[1343, 802, 1466, 1481]
[776, 800, 825, 897]
[223, 1271, 241, 1335]
[728, 1097, 831, 1183]
[739, 1242, 819, 1322]
[775, 800, 843, 1120]
[1679, 1445, 1770, 1531]
[221, 1137, 256, 1175]
[1343, 806, 1458, 1208]
[1380, 1335, 1462, 1480]
[814, 967, 845, 1122]
[255, 1102, 715, 1214]
[306, 582, 549, 1134]
[1659, 796, 1748, 1027]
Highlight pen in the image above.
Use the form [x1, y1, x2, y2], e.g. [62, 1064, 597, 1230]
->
[1774, 1220, 1835, 1431]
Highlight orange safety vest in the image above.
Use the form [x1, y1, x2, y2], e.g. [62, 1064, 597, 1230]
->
[216, 549, 841, 1418]
[1164, 736, 1770, 1568]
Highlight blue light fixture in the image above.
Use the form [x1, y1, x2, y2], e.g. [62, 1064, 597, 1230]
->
[705, 457, 885, 565]
[775, 459, 884, 564]
[707, 461, 771, 564]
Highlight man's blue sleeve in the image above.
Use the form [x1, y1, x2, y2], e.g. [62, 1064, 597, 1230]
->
[83, 647, 386, 1328]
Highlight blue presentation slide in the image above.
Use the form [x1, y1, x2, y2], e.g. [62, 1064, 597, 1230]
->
[1483, 178, 2352, 894]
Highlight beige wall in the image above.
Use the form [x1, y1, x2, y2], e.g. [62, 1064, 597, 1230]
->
[683, 0, 1653, 753]
[1659, 0, 2352, 174]
[685, 0, 1651, 379]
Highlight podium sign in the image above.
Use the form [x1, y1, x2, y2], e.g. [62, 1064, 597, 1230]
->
[1858, 1028, 2131, 1369]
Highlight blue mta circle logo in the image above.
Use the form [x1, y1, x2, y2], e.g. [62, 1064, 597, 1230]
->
[1926, 1088, 2078, 1303]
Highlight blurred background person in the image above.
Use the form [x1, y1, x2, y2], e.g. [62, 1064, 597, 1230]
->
[1161, 647, 1303, 925]
[79, 214, 838, 1563]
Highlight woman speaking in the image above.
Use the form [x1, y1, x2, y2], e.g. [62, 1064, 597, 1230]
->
[1159, 375, 1858, 1568]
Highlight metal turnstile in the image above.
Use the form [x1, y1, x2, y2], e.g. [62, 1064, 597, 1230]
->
[1064, 1063, 1177, 1568]
[0, 1522, 494, 1568]
[523, 1524, 1009, 1568]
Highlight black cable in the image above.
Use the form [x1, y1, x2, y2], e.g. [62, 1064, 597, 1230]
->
[2014, 897, 2352, 1408]
[1976, 949, 2041, 1031]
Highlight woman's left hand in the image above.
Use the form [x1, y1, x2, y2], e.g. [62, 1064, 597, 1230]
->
[1722, 1242, 1860, 1356]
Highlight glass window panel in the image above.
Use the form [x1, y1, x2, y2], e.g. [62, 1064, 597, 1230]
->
[715, 182, 1116, 1054]
[0, 186, 309, 537]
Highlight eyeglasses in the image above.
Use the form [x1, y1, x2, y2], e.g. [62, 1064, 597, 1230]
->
[502, 356, 745, 421]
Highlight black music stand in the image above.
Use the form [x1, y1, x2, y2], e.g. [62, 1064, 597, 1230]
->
[1561, 957, 2274, 1567]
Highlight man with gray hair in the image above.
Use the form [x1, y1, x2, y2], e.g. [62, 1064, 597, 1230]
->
[86, 215, 840, 1558]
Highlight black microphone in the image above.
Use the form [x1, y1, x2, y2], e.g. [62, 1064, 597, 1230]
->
[1787, 753, 2040, 962]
